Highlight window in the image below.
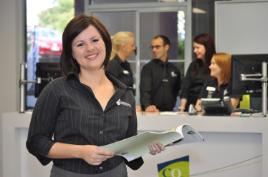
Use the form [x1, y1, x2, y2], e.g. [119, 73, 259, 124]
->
[25, 0, 74, 108]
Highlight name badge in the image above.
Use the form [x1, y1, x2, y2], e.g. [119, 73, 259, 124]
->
[206, 86, 216, 92]
[123, 70, 129, 75]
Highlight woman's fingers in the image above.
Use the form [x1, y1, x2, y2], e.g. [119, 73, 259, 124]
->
[149, 142, 165, 155]
[81, 145, 114, 165]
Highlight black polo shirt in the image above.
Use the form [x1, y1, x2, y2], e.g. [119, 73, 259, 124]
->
[140, 59, 181, 111]
[200, 76, 241, 99]
[26, 72, 143, 174]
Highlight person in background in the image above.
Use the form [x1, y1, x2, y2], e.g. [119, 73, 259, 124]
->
[106, 31, 136, 92]
[140, 35, 181, 112]
[195, 53, 241, 112]
[26, 15, 164, 177]
[179, 33, 216, 112]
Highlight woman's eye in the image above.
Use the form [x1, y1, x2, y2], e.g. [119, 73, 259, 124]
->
[77, 43, 83, 47]
[92, 38, 99, 43]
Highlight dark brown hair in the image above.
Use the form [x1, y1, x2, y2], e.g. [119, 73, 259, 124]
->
[60, 15, 112, 76]
[153, 34, 171, 46]
[194, 33, 216, 67]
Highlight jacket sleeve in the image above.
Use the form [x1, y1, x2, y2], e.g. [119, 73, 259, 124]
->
[139, 65, 153, 110]
[180, 62, 193, 99]
[26, 82, 60, 165]
[175, 67, 181, 96]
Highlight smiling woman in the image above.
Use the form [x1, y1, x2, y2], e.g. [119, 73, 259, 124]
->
[27, 15, 166, 176]
[26, 15, 150, 177]
[194, 53, 241, 113]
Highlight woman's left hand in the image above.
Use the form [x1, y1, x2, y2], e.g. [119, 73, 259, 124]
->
[148, 142, 165, 155]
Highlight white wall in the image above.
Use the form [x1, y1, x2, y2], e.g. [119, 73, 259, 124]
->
[215, 0, 268, 54]
[0, 0, 23, 114]
[0, 0, 24, 176]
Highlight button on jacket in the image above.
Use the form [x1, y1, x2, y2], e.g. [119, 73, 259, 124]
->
[26, 72, 143, 174]
[140, 59, 181, 111]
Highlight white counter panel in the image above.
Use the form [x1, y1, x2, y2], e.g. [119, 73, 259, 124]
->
[1, 112, 267, 177]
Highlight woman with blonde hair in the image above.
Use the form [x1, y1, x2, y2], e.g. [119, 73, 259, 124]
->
[106, 31, 136, 91]
[195, 53, 241, 112]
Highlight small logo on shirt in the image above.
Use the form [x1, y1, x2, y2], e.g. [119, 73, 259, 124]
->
[116, 99, 131, 107]
[170, 71, 177, 77]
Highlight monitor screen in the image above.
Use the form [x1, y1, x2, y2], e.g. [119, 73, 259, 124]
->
[35, 62, 62, 97]
[231, 54, 268, 110]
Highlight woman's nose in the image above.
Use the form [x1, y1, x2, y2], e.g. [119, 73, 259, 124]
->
[86, 43, 94, 51]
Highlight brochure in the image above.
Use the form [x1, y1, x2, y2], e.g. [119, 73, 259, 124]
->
[101, 124, 204, 161]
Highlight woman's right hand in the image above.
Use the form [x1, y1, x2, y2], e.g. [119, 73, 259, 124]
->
[79, 145, 114, 166]
[178, 98, 187, 112]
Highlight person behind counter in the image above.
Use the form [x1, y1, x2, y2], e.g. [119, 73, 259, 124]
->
[140, 35, 181, 112]
[106, 31, 136, 92]
[26, 15, 164, 177]
[179, 33, 216, 112]
[195, 53, 241, 112]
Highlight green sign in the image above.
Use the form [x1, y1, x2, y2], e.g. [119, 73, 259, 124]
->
[157, 155, 189, 177]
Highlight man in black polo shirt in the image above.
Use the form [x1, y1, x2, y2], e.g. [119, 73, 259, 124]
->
[140, 35, 181, 112]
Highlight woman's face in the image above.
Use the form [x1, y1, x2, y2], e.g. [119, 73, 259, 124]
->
[122, 37, 135, 59]
[209, 58, 221, 79]
[193, 42, 206, 60]
[72, 25, 106, 72]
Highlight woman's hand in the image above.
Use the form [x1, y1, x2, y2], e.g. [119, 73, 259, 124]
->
[148, 142, 165, 155]
[145, 105, 159, 112]
[79, 145, 114, 166]
[194, 99, 202, 112]
[178, 98, 187, 112]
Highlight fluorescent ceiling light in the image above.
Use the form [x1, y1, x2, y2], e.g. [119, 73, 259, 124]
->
[193, 7, 206, 14]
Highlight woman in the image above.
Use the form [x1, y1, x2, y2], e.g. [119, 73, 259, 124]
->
[179, 33, 216, 112]
[195, 53, 241, 112]
[106, 31, 135, 90]
[26, 15, 163, 177]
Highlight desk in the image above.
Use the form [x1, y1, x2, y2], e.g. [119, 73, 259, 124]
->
[1, 112, 268, 177]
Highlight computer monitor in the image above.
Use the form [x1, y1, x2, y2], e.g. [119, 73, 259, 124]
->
[35, 62, 62, 97]
[231, 54, 268, 111]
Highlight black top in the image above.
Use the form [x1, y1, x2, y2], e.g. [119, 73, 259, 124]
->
[26, 72, 143, 174]
[140, 59, 181, 111]
[200, 76, 241, 99]
[180, 60, 210, 106]
[106, 55, 134, 89]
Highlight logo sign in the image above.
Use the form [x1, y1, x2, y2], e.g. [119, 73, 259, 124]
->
[157, 155, 189, 177]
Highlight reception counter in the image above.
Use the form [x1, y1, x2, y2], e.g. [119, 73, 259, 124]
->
[1, 112, 268, 177]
